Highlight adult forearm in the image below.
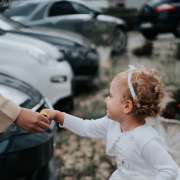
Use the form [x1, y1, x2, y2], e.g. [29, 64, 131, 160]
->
[0, 95, 21, 132]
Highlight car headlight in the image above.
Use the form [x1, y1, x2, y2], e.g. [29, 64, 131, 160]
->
[59, 47, 87, 59]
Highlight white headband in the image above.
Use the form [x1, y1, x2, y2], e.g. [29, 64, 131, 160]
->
[128, 65, 138, 101]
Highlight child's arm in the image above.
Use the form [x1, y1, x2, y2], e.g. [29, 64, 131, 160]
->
[40, 109, 110, 139]
[142, 139, 179, 180]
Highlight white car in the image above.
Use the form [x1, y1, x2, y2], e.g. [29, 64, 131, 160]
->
[0, 29, 61, 61]
[0, 32, 74, 110]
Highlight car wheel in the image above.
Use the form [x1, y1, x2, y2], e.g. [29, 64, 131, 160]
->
[111, 28, 127, 56]
[174, 21, 180, 38]
[141, 30, 157, 40]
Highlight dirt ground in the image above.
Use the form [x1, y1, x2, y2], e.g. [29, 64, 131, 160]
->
[53, 32, 180, 180]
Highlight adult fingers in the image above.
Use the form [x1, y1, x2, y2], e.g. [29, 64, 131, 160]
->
[37, 120, 50, 130]
[39, 115, 50, 124]
[33, 126, 45, 133]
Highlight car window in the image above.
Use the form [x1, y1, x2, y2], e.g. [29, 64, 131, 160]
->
[48, 1, 77, 17]
[4, 3, 38, 17]
[71, 2, 93, 14]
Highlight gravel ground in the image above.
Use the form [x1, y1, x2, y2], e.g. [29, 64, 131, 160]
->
[53, 32, 180, 180]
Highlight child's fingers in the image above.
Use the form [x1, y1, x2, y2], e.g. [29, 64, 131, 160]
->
[40, 110, 50, 119]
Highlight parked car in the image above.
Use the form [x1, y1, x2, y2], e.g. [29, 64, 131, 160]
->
[0, 15, 99, 86]
[0, 72, 56, 180]
[0, 31, 74, 111]
[4, 0, 128, 55]
[137, 0, 180, 39]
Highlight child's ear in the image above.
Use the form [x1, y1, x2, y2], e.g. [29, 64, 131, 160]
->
[123, 100, 133, 114]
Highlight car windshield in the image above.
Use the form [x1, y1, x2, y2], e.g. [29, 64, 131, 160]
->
[0, 15, 25, 30]
[4, 3, 38, 17]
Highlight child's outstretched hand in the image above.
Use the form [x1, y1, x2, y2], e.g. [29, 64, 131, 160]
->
[40, 109, 64, 125]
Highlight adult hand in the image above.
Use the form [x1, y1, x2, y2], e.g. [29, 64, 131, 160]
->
[15, 108, 50, 132]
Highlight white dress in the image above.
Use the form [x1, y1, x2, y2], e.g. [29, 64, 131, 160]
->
[60, 113, 180, 180]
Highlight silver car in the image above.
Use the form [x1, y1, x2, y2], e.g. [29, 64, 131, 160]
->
[5, 0, 128, 55]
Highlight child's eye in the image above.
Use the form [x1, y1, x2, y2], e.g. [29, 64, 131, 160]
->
[105, 92, 110, 98]
[108, 93, 112, 98]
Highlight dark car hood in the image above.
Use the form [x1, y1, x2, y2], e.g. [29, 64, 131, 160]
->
[20, 26, 94, 48]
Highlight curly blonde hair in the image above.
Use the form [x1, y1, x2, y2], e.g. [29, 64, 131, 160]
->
[126, 68, 164, 118]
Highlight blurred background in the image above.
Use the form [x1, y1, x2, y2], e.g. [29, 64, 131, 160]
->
[0, 0, 180, 179]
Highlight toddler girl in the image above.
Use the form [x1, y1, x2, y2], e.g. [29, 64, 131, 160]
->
[41, 65, 180, 180]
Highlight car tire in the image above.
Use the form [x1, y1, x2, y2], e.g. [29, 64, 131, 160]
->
[141, 30, 157, 40]
[111, 28, 127, 56]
